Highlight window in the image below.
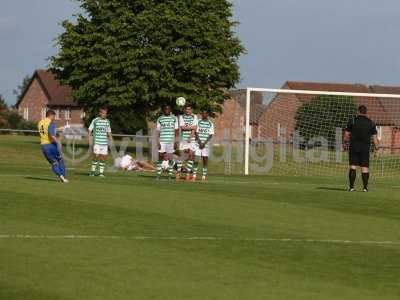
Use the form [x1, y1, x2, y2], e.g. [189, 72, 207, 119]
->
[80, 111, 86, 119]
[41, 107, 47, 119]
[277, 123, 285, 138]
[23, 107, 29, 120]
[64, 109, 71, 120]
[277, 123, 281, 137]
[376, 126, 383, 141]
[55, 109, 60, 120]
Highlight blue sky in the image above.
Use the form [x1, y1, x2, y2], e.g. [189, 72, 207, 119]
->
[1, 0, 400, 105]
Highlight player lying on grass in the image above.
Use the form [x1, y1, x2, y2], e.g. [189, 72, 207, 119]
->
[156, 105, 179, 180]
[88, 107, 113, 177]
[193, 110, 214, 181]
[38, 110, 68, 183]
[344, 105, 379, 192]
[114, 154, 156, 171]
[176, 104, 198, 181]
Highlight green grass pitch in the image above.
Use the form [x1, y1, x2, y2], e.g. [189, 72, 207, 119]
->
[1, 135, 400, 299]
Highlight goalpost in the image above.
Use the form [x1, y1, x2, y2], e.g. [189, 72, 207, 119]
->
[243, 87, 400, 177]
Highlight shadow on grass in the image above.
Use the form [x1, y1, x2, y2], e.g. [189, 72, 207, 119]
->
[74, 172, 91, 177]
[25, 176, 59, 182]
[137, 173, 157, 179]
[317, 187, 347, 192]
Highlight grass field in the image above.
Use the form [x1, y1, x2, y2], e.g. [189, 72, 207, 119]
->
[1, 135, 400, 299]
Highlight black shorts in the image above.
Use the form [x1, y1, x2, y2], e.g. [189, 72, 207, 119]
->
[349, 147, 370, 167]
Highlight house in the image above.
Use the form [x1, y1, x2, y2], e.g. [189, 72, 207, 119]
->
[212, 90, 266, 142]
[16, 70, 84, 127]
[369, 85, 400, 154]
[252, 81, 400, 154]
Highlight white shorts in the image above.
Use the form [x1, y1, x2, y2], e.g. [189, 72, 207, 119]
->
[159, 143, 175, 154]
[179, 141, 195, 151]
[93, 144, 108, 155]
[195, 145, 210, 157]
[161, 160, 170, 170]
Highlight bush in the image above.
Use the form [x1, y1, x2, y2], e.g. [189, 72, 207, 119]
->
[0, 110, 37, 130]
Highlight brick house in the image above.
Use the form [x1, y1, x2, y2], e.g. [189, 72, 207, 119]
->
[253, 81, 400, 154]
[369, 85, 400, 154]
[212, 90, 266, 142]
[16, 70, 84, 127]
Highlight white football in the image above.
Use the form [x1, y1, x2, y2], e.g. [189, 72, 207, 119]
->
[176, 97, 186, 107]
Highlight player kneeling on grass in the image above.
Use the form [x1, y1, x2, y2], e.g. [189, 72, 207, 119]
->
[38, 110, 68, 183]
[88, 107, 113, 177]
[176, 104, 198, 181]
[193, 110, 214, 181]
[156, 105, 179, 180]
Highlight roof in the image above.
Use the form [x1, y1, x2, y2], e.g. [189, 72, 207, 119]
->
[370, 85, 400, 126]
[229, 89, 266, 124]
[286, 81, 372, 94]
[17, 70, 75, 108]
[283, 81, 391, 125]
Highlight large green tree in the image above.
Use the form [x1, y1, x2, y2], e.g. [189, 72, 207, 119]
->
[51, 0, 244, 133]
[295, 95, 357, 147]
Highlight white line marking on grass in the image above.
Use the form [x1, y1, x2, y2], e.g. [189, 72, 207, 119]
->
[0, 174, 31, 177]
[0, 235, 399, 246]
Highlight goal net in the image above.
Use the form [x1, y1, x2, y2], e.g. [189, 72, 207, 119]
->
[227, 87, 400, 178]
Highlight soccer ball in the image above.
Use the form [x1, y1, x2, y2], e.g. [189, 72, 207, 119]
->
[176, 97, 186, 107]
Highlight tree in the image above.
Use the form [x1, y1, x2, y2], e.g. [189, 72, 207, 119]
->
[4, 111, 36, 130]
[295, 95, 357, 147]
[0, 94, 36, 130]
[50, 0, 245, 133]
[0, 94, 8, 111]
[13, 75, 31, 104]
[0, 95, 8, 127]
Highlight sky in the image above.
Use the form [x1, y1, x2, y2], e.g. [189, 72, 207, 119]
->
[1, 0, 400, 105]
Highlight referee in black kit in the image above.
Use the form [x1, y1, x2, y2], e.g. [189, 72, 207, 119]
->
[344, 105, 380, 192]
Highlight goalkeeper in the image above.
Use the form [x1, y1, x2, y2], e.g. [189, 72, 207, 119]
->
[344, 105, 379, 192]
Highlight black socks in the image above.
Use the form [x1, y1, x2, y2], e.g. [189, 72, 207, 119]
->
[349, 169, 369, 190]
[362, 172, 369, 189]
[349, 169, 356, 189]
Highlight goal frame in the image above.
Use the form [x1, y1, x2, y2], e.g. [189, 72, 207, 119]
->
[244, 87, 400, 175]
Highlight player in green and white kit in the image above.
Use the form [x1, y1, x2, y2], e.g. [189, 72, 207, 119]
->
[193, 110, 214, 181]
[176, 104, 198, 181]
[156, 105, 179, 179]
[88, 107, 113, 177]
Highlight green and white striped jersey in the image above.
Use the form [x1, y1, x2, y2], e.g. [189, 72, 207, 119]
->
[196, 119, 214, 148]
[88, 117, 111, 146]
[179, 114, 198, 142]
[156, 114, 178, 143]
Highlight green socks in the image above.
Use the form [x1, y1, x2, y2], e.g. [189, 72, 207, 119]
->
[91, 160, 98, 173]
[156, 161, 162, 177]
[98, 162, 106, 175]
